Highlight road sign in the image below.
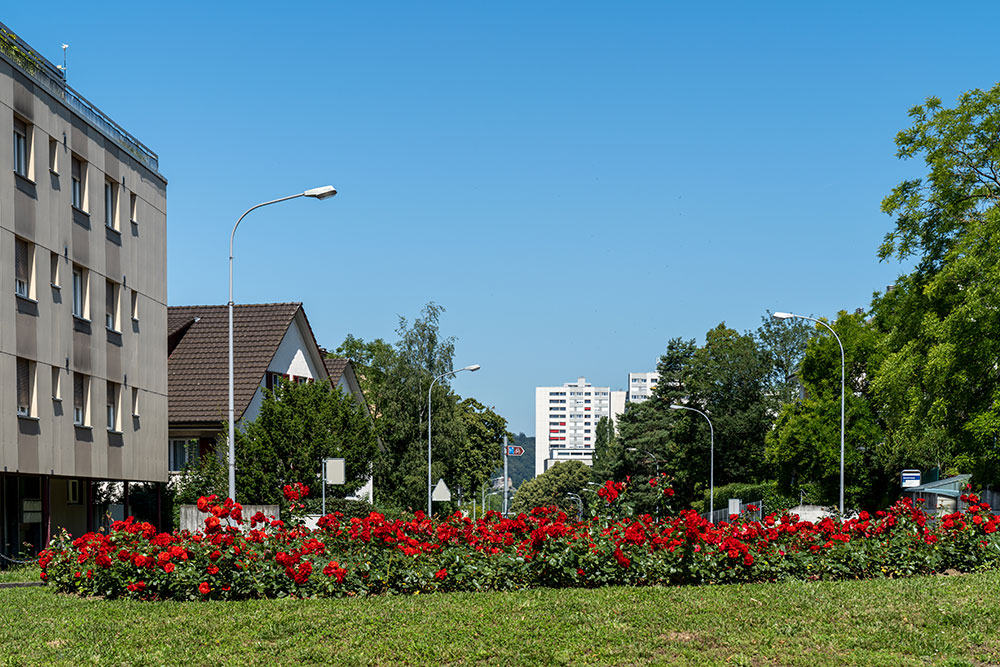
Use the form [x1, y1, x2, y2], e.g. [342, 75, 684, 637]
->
[432, 478, 451, 502]
[506, 445, 524, 457]
[324, 458, 345, 485]
[901, 469, 921, 488]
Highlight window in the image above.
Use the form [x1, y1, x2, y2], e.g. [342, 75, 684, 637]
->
[14, 237, 31, 299]
[51, 366, 61, 401]
[106, 381, 120, 432]
[130, 290, 138, 321]
[104, 180, 118, 230]
[16, 357, 34, 417]
[105, 280, 119, 331]
[131, 387, 139, 416]
[65, 479, 82, 504]
[129, 192, 137, 223]
[48, 137, 58, 174]
[50, 251, 60, 288]
[71, 156, 85, 210]
[169, 439, 197, 472]
[13, 117, 28, 178]
[72, 265, 87, 319]
[73, 373, 89, 426]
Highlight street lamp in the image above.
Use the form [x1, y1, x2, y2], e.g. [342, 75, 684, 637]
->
[773, 311, 846, 515]
[670, 404, 715, 520]
[427, 364, 481, 516]
[227, 185, 337, 502]
[626, 447, 661, 475]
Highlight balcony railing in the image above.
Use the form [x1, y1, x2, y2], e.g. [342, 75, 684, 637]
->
[0, 22, 160, 175]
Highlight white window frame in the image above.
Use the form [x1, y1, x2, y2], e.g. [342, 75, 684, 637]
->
[104, 180, 118, 230]
[72, 265, 88, 320]
[130, 289, 139, 322]
[168, 439, 197, 472]
[71, 155, 86, 210]
[51, 366, 62, 401]
[14, 237, 32, 299]
[16, 357, 34, 417]
[73, 373, 90, 426]
[131, 387, 140, 417]
[129, 192, 137, 224]
[13, 117, 29, 178]
[106, 381, 120, 432]
[105, 279, 120, 331]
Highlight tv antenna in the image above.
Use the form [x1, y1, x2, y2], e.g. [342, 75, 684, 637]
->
[56, 44, 68, 79]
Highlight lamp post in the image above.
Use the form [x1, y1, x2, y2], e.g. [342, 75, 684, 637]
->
[772, 311, 845, 515]
[227, 185, 337, 502]
[670, 404, 714, 520]
[626, 447, 661, 475]
[427, 364, 481, 516]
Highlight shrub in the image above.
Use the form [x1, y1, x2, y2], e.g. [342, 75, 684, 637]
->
[38, 485, 1000, 601]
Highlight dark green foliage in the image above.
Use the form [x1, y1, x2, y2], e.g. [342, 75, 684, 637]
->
[695, 480, 796, 514]
[336, 303, 503, 513]
[167, 451, 227, 529]
[510, 461, 591, 515]
[234, 379, 378, 507]
[765, 312, 893, 509]
[869, 84, 1000, 488]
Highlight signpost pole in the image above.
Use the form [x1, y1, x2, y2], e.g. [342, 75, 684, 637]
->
[503, 436, 509, 517]
[321, 458, 326, 516]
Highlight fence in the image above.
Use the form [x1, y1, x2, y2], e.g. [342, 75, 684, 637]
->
[704, 499, 762, 523]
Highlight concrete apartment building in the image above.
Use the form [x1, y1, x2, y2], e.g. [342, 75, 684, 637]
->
[0, 24, 167, 558]
[534, 377, 626, 477]
[627, 371, 660, 403]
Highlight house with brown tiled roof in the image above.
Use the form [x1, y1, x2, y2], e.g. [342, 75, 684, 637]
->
[166, 303, 372, 501]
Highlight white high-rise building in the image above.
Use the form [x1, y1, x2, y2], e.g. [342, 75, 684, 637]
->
[534, 377, 626, 477]
[627, 371, 660, 403]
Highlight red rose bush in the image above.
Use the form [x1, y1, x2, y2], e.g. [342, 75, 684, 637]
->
[38, 482, 1000, 600]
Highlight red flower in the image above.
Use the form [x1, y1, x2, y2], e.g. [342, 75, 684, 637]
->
[199, 582, 211, 595]
[207, 565, 219, 575]
[435, 568, 447, 580]
[197, 496, 210, 512]
[613, 547, 631, 569]
[126, 581, 146, 593]
[163, 562, 175, 574]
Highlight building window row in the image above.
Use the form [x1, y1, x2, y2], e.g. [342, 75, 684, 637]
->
[14, 119, 142, 226]
[13, 238, 140, 325]
[15, 360, 137, 430]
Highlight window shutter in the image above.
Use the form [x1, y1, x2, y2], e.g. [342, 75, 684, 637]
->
[16, 359, 29, 410]
[15, 238, 28, 283]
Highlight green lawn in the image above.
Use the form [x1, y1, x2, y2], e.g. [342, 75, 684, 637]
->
[0, 568, 997, 666]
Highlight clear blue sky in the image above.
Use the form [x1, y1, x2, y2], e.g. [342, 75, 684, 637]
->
[6, 3, 998, 435]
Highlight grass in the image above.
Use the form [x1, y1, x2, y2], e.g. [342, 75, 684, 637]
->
[0, 569, 998, 666]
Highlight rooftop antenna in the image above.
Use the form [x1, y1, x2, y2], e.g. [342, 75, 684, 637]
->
[56, 44, 68, 79]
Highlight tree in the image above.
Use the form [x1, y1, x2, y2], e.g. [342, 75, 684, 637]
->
[870, 84, 1000, 487]
[335, 302, 476, 511]
[591, 416, 627, 482]
[757, 311, 813, 404]
[234, 379, 378, 507]
[510, 461, 592, 515]
[765, 312, 891, 509]
[453, 398, 506, 506]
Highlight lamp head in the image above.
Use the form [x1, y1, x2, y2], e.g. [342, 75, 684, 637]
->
[626, 447, 638, 452]
[669, 405, 684, 410]
[462, 364, 481, 372]
[772, 312, 795, 320]
[304, 185, 337, 200]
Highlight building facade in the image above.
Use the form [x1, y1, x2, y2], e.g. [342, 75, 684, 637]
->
[1, 24, 167, 558]
[534, 377, 626, 477]
[627, 371, 660, 403]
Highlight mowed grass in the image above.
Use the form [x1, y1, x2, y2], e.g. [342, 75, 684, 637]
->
[1, 568, 998, 666]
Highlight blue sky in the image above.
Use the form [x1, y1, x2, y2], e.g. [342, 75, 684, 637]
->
[6, 3, 998, 435]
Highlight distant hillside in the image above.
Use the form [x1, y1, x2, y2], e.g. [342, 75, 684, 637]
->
[492, 433, 535, 488]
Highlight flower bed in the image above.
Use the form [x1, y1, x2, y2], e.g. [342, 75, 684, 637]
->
[39, 483, 1000, 601]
